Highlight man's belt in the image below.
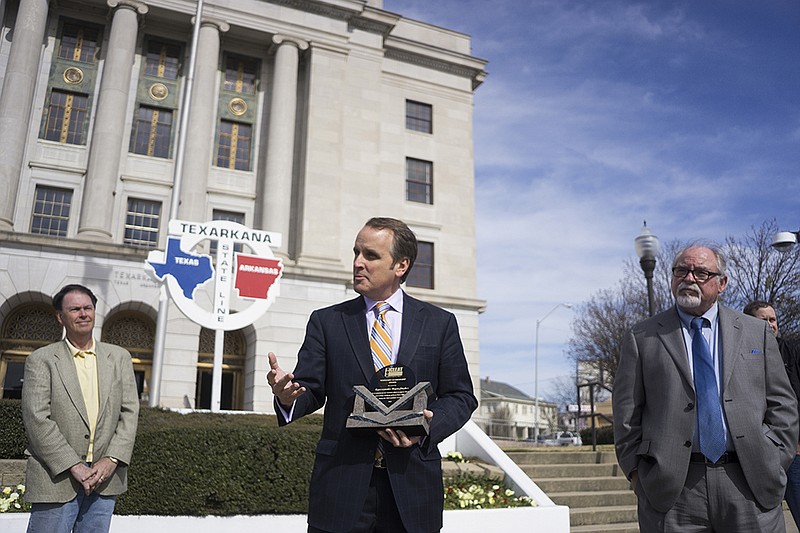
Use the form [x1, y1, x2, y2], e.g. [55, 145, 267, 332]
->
[689, 451, 738, 465]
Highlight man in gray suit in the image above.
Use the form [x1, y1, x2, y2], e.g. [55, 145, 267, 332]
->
[22, 284, 139, 533]
[613, 244, 798, 531]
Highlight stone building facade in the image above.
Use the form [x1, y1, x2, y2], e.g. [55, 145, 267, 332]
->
[0, 0, 487, 412]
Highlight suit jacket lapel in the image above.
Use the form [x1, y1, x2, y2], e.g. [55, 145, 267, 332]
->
[54, 341, 90, 429]
[341, 296, 373, 382]
[718, 306, 743, 390]
[656, 307, 694, 389]
[397, 293, 424, 366]
[96, 342, 112, 424]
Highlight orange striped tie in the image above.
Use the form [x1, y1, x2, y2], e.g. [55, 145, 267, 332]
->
[371, 302, 393, 370]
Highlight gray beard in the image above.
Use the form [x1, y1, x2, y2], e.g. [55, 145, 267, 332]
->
[676, 293, 702, 309]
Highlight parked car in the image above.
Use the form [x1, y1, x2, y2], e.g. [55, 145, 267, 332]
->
[535, 431, 583, 446]
[556, 431, 582, 446]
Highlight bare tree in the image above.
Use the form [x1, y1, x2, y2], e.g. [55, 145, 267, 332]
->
[723, 219, 800, 337]
[567, 283, 642, 388]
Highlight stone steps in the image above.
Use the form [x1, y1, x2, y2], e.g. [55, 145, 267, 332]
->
[503, 448, 637, 531]
[535, 475, 630, 493]
[549, 489, 636, 508]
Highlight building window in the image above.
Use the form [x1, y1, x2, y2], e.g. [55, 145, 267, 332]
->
[129, 106, 173, 158]
[216, 120, 252, 170]
[58, 21, 100, 63]
[144, 40, 181, 80]
[30, 186, 73, 237]
[406, 158, 433, 204]
[406, 100, 432, 133]
[0, 304, 63, 400]
[124, 198, 161, 248]
[223, 55, 258, 95]
[42, 90, 89, 144]
[211, 210, 245, 254]
[406, 241, 434, 289]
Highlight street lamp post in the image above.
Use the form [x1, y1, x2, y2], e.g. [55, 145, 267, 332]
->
[534, 303, 572, 444]
[635, 222, 660, 317]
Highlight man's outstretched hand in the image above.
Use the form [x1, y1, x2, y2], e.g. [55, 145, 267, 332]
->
[267, 352, 306, 407]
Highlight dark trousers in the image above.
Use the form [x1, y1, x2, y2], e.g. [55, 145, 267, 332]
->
[308, 467, 406, 533]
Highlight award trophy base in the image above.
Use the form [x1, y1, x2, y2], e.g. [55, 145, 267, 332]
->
[346, 366, 434, 436]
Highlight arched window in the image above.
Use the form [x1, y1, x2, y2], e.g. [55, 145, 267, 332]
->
[102, 311, 155, 402]
[196, 328, 246, 410]
[0, 304, 62, 399]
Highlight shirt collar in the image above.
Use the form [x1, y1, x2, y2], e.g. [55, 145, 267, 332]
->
[364, 288, 404, 315]
[677, 302, 719, 330]
[65, 337, 96, 358]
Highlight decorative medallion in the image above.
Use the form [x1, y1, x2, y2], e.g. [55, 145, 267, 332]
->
[63, 67, 84, 85]
[229, 97, 247, 116]
[149, 82, 169, 101]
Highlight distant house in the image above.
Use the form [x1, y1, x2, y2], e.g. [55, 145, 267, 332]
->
[475, 377, 558, 440]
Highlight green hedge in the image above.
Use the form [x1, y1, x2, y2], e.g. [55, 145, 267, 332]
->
[580, 425, 614, 446]
[0, 399, 27, 458]
[0, 400, 322, 515]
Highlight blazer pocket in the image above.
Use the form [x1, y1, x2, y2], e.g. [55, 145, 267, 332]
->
[763, 427, 785, 448]
[415, 345, 438, 356]
[636, 440, 653, 458]
[315, 438, 338, 456]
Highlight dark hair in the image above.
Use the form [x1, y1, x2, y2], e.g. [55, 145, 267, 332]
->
[364, 217, 417, 283]
[53, 284, 98, 311]
[743, 300, 773, 317]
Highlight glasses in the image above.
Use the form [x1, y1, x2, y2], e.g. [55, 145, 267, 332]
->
[671, 267, 721, 282]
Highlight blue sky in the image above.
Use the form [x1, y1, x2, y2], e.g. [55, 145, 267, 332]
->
[385, 0, 800, 400]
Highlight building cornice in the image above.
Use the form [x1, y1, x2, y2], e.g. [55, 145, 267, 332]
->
[384, 36, 488, 90]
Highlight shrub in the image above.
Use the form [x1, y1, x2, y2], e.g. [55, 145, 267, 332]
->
[0, 400, 27, 459]
[115, 408, 322, 515]
[1, 401, 323, 516]
[580, 425, 614, 445]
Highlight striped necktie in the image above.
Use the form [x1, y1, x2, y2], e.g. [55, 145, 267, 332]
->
[371, 302, 393, 370]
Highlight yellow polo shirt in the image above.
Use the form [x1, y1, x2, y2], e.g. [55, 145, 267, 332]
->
[66, 338, 99, 463]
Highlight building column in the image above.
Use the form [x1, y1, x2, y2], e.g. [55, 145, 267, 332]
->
[178, 18, 229, 223]
[0, 0, 50, 230]
[257, 35, 308, 256]
[77, 0, 148, 240]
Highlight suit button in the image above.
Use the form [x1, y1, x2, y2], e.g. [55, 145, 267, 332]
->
[85, 434, 90, 439]
[81, 454, 87, 460]
[684, 441, 692, 447]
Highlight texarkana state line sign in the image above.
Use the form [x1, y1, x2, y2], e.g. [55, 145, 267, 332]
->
[146, 219, 283, 330]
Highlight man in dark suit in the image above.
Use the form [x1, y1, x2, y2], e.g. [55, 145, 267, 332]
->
[743, 300, 800, 529]
[22, 284, 139, 533]
[268, 217, 477, 533]
[613, 245, 798, 532]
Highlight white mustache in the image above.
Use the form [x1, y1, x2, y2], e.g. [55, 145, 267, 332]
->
[678, 282, 701, 295]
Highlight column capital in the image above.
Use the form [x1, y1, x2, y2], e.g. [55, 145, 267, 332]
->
[272, 34, 309, 51]
[192, 17, 230, 33]
[107, 0, 149, 15]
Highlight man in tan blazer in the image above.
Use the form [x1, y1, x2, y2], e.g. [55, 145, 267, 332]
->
[613, 245, 798, 532]
[22, 284, 139, 533]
